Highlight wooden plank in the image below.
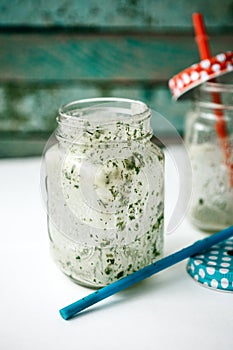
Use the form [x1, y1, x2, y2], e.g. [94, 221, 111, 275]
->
[0, 132, 49, 158]
[0, 0, 232, 30]
[0, 82, 190, 135]
[0, 33, 232, 82]
[0, 80, 191, 157]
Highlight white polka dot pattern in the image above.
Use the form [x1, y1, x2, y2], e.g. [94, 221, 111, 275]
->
[168, 51, 233, 100]
[187, 237, 233, 292]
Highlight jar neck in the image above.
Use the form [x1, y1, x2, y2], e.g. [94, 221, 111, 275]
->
[56, 98, 152, 145]
[194, 81, 233, 113]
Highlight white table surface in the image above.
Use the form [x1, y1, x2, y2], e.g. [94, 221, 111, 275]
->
[0, 145, 232, 350]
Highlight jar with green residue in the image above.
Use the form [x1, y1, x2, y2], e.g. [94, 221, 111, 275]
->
[44, 98, 164, 288]
[186, 82, 233, 231]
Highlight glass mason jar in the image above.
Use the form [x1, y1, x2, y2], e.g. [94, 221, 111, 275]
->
[44, 98, 164, 288]
[186, 82, 233, 231]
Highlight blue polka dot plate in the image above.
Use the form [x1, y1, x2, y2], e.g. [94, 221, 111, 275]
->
[187, 237, 233, 292]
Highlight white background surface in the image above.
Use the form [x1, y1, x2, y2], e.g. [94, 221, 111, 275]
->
[0, 146, 232, 350]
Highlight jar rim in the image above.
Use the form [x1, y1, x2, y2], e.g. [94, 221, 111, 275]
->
[196, 101, 233, 111]
[58, 97, 151, 126]
[200, 81, 233, 93]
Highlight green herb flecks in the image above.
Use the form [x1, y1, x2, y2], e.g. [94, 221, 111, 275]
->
[116, 220, 126, 231]
[123, 156, 140, 174]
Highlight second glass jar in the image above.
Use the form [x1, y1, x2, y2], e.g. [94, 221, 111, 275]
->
[45, 98, 164, 288]
[186, 82, 233, 231]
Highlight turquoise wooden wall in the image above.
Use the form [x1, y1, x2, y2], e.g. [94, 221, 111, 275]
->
[0, 0, 232, 157]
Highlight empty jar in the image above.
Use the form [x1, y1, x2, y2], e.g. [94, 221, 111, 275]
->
[44, 98, 164, 288]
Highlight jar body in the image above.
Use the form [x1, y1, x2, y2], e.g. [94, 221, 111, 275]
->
[45, 98, 164, 287]
[186, 83, 233, 231]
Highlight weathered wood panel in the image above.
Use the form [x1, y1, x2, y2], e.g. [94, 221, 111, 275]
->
[0, 82, 191, 132]
[0, 133, 48, 158]
[0, 0, 232, 157]
[0, 33, 232, 82]
[0, 82, 191, 157]
[0, 0, 232, 30]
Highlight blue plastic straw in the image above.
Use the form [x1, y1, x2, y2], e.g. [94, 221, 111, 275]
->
[59, 225, 233, 320]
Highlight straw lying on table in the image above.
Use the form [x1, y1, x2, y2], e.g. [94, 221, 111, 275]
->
[59, 225, 233, 320]
[192, 12, 233, 187]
